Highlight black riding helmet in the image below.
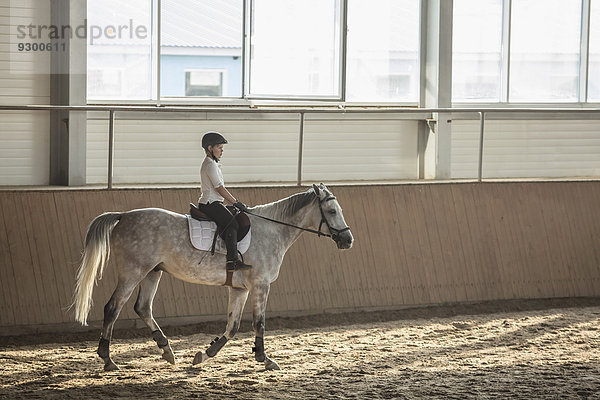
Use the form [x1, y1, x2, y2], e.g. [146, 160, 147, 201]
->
[202, 131, 228, 162]
[202, 131, 228, 150]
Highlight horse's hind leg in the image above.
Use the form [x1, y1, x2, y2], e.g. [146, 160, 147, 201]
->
[193, 287, 248, 365]
[97, 279, 139, 372]
[134, 268, 175, 365]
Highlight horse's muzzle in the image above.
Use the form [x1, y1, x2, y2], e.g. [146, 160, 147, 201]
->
[335, 230, 354, 249]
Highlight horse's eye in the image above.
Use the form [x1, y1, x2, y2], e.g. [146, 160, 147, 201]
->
[329, 209, 337, 215]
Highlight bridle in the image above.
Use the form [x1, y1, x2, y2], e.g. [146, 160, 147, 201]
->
[316, 195, 351, 241]
[243, 194, 350, 241]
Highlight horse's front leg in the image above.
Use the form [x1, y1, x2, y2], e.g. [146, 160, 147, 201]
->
[193, 287, 248, 365]
[251, 283, 280, 370]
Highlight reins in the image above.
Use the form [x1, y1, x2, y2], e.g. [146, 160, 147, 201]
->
[243, 210, 332, 237]
[243, 195, 350, 240]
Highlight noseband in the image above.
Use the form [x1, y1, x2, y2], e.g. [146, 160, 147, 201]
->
[317, 195, 351, 241]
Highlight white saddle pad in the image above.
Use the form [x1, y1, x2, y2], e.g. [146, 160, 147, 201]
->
[186, 215, 251, 255]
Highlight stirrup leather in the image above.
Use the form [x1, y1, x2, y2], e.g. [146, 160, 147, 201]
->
[223, 258, 252, 287]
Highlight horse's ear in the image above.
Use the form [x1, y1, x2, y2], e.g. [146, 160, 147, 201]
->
[312, 184, 321, 196]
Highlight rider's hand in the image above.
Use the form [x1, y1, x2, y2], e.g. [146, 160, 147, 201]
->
[233, 201, 248, 212]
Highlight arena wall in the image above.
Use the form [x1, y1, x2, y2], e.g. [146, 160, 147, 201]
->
[1, 181, 599, 335]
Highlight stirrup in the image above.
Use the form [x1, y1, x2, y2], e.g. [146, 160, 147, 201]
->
[226, 260, 252, 271]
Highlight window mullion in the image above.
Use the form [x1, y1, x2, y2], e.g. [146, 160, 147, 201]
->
[501, 0, 512, 102]
[579, 0, 591, 103]
[242, 0, 248, 99]
[152, 0, 161, 104]
[339, 0, 348, 102]
[244, 0, 254, 98]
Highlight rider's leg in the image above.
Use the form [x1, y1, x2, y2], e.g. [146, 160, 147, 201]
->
[204, 202, 251, 270]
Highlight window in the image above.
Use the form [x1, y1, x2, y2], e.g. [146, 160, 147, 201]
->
[185, 70, 225, 96]
[248, 0, 341, 98]
[346, 0, 420, 102]
[87, 0, 153, 101]
[510, 0, 581, 102]
[453, 0, 595, 104]
[161, 0, 243, 98]
[86, 1, 600, 104]
[87, 0, 422, 103]
[452, 0, 503, 102]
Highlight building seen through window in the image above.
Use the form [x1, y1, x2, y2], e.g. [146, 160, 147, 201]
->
[185, 70, 225, 96]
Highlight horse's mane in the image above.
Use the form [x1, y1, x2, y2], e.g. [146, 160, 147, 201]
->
[251, 189, 318, 220]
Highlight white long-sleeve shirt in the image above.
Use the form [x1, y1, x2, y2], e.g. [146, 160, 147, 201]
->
[199, 156, 225, 204]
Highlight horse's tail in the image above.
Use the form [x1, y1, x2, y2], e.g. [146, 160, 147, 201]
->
[72, 212, 122, 326]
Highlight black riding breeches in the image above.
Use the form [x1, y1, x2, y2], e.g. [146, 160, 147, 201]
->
[198, 201, 239, 261]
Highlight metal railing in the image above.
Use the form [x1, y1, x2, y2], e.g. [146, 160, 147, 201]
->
[1, 104, 599, 188]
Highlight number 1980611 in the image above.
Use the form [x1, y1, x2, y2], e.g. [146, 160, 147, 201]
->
[17, 42, 66, 52]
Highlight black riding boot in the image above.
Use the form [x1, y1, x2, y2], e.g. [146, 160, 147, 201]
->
[223, 227, 252, 271]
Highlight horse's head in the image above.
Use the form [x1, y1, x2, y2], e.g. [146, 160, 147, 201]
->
[312, 183, 354, 249]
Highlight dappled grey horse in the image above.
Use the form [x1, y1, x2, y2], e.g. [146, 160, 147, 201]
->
[72, 184, 353, 371]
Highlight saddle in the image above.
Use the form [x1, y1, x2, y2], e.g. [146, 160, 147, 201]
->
[189, 203, 252, 287]
[189, 203, 251, 242]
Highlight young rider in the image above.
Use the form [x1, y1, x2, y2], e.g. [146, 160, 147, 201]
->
[199, 131, 252, 271]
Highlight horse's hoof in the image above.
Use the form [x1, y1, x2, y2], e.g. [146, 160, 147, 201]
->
[162, 349, 176, 365]
[104, 361, 120, 372]
[192, 351, 209, 365]
[264, 357, 280, 371]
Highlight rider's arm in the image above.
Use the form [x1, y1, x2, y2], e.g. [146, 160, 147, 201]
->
[215, 185, 237, 205]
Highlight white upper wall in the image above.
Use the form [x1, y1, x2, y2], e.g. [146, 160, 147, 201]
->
[452, 120, 600, 179]
[0, 0, 50, 185]
[86, 115, 419, 185]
